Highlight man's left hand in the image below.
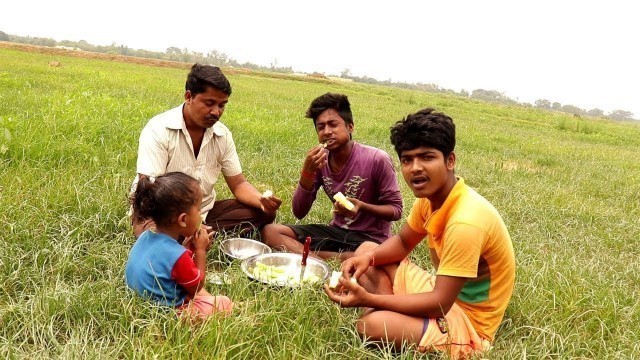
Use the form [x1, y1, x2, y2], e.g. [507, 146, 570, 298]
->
[324, 276, 370, 308]
[333, 197, 361, 217]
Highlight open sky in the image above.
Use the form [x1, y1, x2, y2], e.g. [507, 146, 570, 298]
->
[3, 1, 638, 117]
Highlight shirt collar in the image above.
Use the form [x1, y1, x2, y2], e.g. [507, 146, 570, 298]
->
[426, 176, 466, 237]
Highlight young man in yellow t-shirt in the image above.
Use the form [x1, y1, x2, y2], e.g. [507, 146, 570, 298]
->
[324, 108, 515, 358]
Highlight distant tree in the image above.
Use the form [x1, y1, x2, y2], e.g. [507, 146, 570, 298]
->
[59, 40, 77, 48]
[191, 51, 205, 63]
[0, 31, 11, 41]
[31, 37, 55, 47]
[340, 68, 352, 78]
[206, 50, 229, 66]
[471, 89, 497, 101]
[180, 48, 191, 62]
[77, 40, 95, 51]
[552, 102, 562, 110]
[586, 108, 604, 117]
[470, 89, 516, 104]
[535, 99, 551, 109]
[607, 110, 634, 121]
[415, 83, 442, 92]
[459, 89, 469, 97]
[560, 104, 584, 115]
[166, 47, 182, 61]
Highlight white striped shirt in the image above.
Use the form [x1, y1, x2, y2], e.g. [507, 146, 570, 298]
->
[133, 104, 242, 216]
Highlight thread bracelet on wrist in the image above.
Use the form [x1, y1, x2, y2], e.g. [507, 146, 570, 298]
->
[300, 170, 315, 180]
[365, 252, 375, 267]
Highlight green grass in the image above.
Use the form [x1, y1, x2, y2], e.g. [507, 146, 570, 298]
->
[1, 48, 640, 359]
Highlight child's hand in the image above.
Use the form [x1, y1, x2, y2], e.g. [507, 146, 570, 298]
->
[181, 235, 195, 253]
[192, 228, 213, 252]
[201, 224, 215, 249]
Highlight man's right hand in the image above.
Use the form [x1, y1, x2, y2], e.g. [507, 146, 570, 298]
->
[302, 144, 328, 174]
[259, 194, 282, 214]
[341, 253, 372, 280]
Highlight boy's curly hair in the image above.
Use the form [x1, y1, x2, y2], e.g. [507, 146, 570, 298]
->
[390, 108, 455, 158]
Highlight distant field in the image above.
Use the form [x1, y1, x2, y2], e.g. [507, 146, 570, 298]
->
[1, 47, 639, 359]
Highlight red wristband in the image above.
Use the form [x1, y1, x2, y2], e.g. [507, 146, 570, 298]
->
[300, 170, 315, 180]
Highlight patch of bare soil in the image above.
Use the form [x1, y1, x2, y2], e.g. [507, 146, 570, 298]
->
[0, 41, 196, 70]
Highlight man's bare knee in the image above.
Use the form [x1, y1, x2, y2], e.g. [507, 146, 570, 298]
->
[262, 224, 296, 248]
[356, 311, 386, 339]
[261, 224, 276, 245]
[355, 314, 371, 338]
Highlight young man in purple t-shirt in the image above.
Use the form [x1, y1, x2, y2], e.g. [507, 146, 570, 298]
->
[262, 93, 403, 260]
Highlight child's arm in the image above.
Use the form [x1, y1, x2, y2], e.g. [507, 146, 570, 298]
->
[191, 229, 210, 277]
[173, 229, 212, 297]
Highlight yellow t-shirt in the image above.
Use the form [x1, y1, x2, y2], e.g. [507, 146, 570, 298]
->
[406, 177, 515, 341]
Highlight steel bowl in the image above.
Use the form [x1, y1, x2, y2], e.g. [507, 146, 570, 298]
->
[241, 252, 331, 287]
[219, 238, 272, 260]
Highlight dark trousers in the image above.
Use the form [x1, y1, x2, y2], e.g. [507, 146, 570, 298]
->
[132, 199, 275, 239]
[205, 199, 276, 235]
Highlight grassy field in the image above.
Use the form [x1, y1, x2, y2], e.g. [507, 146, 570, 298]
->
[1, 47, 639, 359]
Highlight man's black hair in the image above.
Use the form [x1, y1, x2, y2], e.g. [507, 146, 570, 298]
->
[185, 64, 232, 96]
[390, 108, 455, 158]
[305, 93, 353, 126]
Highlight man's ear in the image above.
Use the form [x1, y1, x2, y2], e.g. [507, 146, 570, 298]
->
[177, 213, 188, 227]
[184, 90, 192, 103]
[446, 151, 456, 170]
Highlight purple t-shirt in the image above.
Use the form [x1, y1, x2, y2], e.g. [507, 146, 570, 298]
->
[292, 142, 403, 242]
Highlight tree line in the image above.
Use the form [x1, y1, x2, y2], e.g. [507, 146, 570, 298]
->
[1, 30, 635, 121]
[0, 31, 294, 74]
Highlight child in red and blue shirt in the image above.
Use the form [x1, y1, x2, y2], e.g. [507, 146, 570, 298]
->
[125, 172, 233, 318]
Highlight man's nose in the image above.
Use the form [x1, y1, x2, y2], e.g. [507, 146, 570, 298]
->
[210, 106, 221, 116]
[410, 159, 422, 172]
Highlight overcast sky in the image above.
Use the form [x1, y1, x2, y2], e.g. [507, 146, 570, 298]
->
[3, 1, 638, 117]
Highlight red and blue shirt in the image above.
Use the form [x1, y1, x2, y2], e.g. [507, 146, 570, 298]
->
[125, 230, 202, 307]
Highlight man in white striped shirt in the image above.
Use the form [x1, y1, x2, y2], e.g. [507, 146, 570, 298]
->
[131, 64, 282, 238]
